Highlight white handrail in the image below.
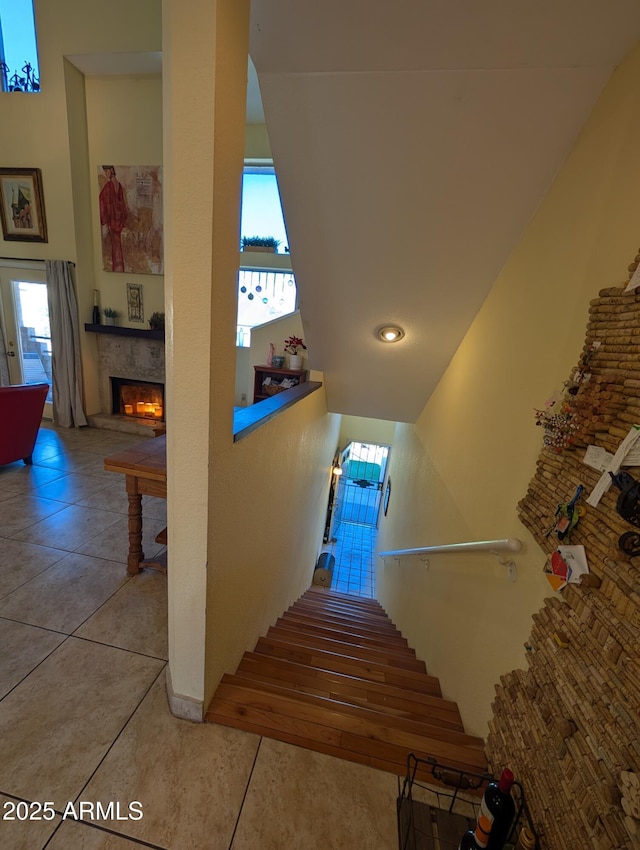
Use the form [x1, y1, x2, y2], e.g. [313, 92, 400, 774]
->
[378, 538, 522, 581]
[378, 538, 522, 558]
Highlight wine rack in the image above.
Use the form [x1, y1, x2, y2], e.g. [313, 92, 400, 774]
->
[397, 755, 539, 850]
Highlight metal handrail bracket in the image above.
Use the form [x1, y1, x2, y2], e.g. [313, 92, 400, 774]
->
[378, 538, 521, 581]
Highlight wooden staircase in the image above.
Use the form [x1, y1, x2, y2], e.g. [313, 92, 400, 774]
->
[205, 588, 487, 780]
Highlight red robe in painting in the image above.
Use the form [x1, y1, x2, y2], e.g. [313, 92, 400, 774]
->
[100, 176, 128, 272]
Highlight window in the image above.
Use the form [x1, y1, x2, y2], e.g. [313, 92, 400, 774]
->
[0, 0, 40, 92]
[241, 164, 288, 250]
[237, 163, 297, 347]
[237, 269, 297, 347]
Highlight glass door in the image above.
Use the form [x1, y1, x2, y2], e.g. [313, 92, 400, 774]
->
[339, 442, 389, 526]
[0, 266, 53, 418]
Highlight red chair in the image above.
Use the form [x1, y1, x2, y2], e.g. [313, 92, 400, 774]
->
[0, 383, 49, 466]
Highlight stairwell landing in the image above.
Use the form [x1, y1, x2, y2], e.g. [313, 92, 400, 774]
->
[206, 588, 487, 782]
[322, 522, 376, 598]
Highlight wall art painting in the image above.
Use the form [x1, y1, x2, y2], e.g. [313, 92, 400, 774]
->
[0, 168, 48, 242]
[126, 282, 144, 323]
[98, 165, 163, 275]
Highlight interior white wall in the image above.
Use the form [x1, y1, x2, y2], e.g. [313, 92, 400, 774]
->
[163, 0, 232, 712]
[376, 40, 640, 737]
[206, 387, 341, 705]
[339, 415, 395, 450]
[85, 75, 164, 331]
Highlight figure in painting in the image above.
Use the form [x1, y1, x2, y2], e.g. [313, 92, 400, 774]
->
[99, 166, 128, 272]
[10, 185, 32, 229]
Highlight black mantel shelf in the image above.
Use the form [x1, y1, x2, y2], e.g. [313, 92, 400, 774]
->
[84, 323, 164, 341]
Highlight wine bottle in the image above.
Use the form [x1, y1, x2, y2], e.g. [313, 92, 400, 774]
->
[481, 768, 516, 849]
[459, 814, 492, 849]
[92, 289, 101, 324]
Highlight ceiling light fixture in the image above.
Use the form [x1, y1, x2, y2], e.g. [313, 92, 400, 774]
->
[376, 325, 405, 343]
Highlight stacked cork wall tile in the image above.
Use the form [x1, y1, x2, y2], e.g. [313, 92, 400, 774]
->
[487, 252, 640, 850]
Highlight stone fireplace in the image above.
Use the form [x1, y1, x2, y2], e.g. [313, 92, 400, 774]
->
[88, 329, 165, 435]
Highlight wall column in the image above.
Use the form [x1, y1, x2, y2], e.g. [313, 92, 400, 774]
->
[162, 0, 249, 718]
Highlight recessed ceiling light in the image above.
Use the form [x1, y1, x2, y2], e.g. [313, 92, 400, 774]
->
[376, 325, 405, 343]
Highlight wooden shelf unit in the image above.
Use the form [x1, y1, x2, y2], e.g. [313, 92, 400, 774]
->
[253, 364, 308, 403]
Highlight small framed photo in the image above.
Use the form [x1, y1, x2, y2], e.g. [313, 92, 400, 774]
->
[126, 282, 144, 323]
[0, 168, 48, 242]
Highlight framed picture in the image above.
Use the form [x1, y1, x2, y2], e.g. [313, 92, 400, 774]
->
[126, 282, 144, 323]
[384, 478, 392, 516]
[0, 168, 48, 242]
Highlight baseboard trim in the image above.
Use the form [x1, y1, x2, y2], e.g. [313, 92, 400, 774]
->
[165, 666, 204, 722]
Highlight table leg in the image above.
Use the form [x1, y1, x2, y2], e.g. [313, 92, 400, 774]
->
[126, 475, 144, 574]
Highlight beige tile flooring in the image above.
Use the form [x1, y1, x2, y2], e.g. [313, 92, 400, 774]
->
[0, 423, 398, 849]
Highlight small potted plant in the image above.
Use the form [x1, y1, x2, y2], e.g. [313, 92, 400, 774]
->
[284, 335, 306, 370]
[103, 307, 118, 326]
[149, 311, 165, 332]
[241, 235, 281, 253]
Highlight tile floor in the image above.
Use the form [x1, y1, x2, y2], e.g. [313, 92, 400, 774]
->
[0, 423, 399, 850]
[322, 522, 377, 599]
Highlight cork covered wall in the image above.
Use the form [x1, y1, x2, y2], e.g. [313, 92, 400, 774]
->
[487, 254, 640, 849]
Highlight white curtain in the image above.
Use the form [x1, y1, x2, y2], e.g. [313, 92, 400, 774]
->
[0, 320, 9, 386]
[45, 260, 88, 427]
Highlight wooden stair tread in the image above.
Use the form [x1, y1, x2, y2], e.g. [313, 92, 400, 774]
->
[220, 674, 473, 743]
[206, 588, 488, 779]
[293, 591, 388, 618]
[304, 588, 385, 609]
[237, 655, 460, 727]
[238, 654, 458, 723]
[234, 668, 455, 726]
[294, 594, 392, 612]
[274, 622, 411, 655]
[274, 617, 411, 652]
[282, 610, 405, 639]
[210, 676, 485, 759]
[206, 686, 485, 776]
[289, 607, 400, 634]
[254, 637, 439, 693]
[265, 627, 426, 671]
[293, 597, 390, 618]
[288, 598, 400, 620]
[242, 649, 442, 698]
[283, 599, 400, 634]
[255, 635, 427, 690]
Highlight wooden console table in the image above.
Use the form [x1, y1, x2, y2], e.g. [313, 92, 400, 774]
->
[104, 435, 167, 574]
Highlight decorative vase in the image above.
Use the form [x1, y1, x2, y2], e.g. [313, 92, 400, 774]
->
[105, 317, 116, 326]
[288, 354, 302, 370]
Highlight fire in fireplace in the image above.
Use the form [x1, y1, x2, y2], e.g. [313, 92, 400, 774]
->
[111, 377, 165, 421]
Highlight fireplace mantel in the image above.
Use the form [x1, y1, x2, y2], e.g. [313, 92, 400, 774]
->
[84, 323, 164, 341]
